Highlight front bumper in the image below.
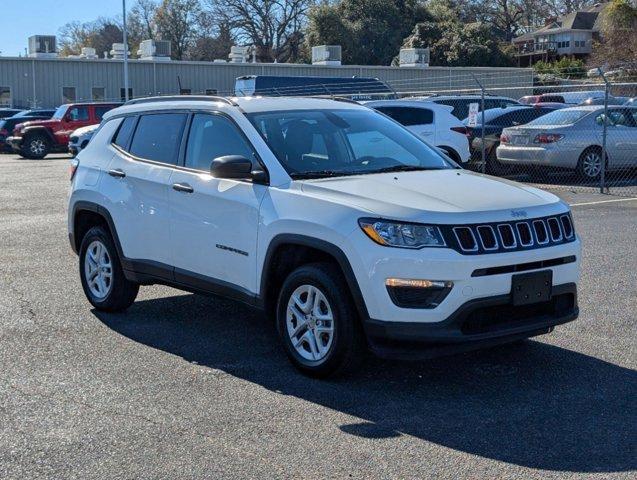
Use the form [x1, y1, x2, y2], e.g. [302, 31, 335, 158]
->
[6, 136, 22, 151]
[364, 283, 578, 359]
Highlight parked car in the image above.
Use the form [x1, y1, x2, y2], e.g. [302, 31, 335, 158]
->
[537, 91, 605, 105]
[68, 95, 580, 377]
[365, 100, 470, 163]
[518, 95, 541, 105]
[68, 124, 99, 156]
[0, 109, 56, 152]
[7, 102, 119, 159]
[497, 106, 637, 179]
[410, 94, 521, 120]
[463, 105, 560, 174]
[0, 108, 23, 119]
[578, 96, 632, 106]
[235, 75, 396, 100]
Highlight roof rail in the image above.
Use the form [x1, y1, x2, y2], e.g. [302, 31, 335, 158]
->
[124, 95, 237, 106]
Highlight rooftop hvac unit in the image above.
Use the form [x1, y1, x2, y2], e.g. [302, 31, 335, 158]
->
[228, 45, 249, 63]
[110, 43, 130, 60]
[28, 35, 58, 58]
[312, 45, 341, 66]
[137, 39, 171, 61]
[80, 47, 98, 59]
[399, 48, 430, 68]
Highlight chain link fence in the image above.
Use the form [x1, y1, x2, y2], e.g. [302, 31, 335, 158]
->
[385, 68, 637, 197]
[6, 64, 634, 197]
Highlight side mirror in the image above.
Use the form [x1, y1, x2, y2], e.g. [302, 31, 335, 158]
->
[210, 155, 255, 180]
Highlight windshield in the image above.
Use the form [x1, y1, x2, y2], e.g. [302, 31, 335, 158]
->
[526, 109, 589, 126]
[52, 105, 68, 120]
[247, 109, 453, 178]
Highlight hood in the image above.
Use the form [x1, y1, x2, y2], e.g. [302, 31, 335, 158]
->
[18, 118, 60, 129]
[299, 169, 564, 223]
[72, 124, 99, 136]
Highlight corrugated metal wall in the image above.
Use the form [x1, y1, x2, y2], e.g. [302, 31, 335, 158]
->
[0, 57, 534, 108]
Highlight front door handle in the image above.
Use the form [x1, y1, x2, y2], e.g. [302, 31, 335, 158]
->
[172, 182, 194, 193]
[108, 168, 126, 178]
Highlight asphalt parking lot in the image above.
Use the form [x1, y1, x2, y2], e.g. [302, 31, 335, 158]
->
[0, 153, 635, 479]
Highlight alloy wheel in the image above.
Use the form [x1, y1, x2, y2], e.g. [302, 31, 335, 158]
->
[29, 138, 46, 156]
[582, 151, 602, 178]
[286, 284, 335, 362]
[84, 240, 113, 299]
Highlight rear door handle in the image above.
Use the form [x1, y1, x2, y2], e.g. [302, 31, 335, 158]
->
[108, 169, 126, 178]
[172, 182, 194, 193]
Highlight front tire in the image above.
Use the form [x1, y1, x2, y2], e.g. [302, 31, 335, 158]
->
[79, 226, 139, 312]
[276, 263, 365, 378]
[21, 133, 50, 159]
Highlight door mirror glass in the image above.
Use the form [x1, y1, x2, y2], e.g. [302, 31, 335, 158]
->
[210, 155, 253, 179]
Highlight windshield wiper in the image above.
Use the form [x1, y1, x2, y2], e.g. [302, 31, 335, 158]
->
[290, 170, 357, 179]
[361, 165, 443, 174]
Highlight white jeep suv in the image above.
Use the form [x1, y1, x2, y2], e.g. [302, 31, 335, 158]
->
[68, 96, 580, 377]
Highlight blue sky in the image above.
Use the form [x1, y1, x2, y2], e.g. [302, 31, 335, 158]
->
[1, 0, 123, 57]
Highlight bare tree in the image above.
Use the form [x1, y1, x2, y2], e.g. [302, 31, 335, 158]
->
[59, 18, 124, 57]
[204, 0, 312, 62]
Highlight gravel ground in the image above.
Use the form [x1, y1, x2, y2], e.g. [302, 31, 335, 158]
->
[0, 154, 635, 479]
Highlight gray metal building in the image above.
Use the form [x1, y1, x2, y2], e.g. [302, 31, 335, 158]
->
[0, 56, 533, 109]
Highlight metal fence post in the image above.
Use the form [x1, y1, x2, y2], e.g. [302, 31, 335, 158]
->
[598, 67, 610, 194]
[471, 74, 487, 174]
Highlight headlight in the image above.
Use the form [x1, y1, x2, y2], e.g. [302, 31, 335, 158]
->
[358, 218, 446, 248]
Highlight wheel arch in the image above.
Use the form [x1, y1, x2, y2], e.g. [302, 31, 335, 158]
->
[260, 234, 369, 321]
[71, 201, 126, 264]
[22, 126, 55, 143]
[438, 145, 461, 163]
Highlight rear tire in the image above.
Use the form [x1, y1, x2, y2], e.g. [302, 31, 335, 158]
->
[486, 148, 513, 176]
[276, 263, 365, 378]
[21, 133, 50, 159]
[79, 226, 139, 312]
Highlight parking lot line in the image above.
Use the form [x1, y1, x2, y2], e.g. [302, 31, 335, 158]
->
[570, 197, 637, 207]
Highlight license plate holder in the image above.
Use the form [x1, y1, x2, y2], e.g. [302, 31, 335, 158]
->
[511, 270, 552, 306]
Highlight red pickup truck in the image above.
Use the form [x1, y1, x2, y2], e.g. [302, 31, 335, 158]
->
[7, 102, 119, 159]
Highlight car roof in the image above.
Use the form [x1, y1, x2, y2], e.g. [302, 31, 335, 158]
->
[103, 96, 367, 120]
[410, 94, 515, 101]
[363, 99, 454, 112]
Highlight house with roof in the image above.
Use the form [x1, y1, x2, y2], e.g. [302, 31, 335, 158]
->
[513, 3, 607, 66]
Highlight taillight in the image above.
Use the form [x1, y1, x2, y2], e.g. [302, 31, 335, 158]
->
[70, 158, 79, 181]
[533, 133, 564, 144]
[500, 133, 510, 144]
[450, 126, 470, 137]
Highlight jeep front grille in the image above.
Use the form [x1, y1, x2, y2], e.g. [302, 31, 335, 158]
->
[443, 214, 575, 255]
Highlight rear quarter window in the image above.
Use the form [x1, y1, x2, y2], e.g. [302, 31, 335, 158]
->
[112, 116, 137, 150]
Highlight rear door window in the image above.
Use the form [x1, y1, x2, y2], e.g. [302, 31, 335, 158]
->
[94, 106, 114, 121]
[129, 113, 187, 165]
[375, 106, 433, 126]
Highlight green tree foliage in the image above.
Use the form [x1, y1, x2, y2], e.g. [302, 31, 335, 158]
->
[401, 1, 515, 66]
[305, 0, 429, 65]
[533, 57, 586, 78]
[591, 0, 637, 69]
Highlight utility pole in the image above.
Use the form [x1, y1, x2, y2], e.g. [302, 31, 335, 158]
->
[122, 0, 130, 102]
